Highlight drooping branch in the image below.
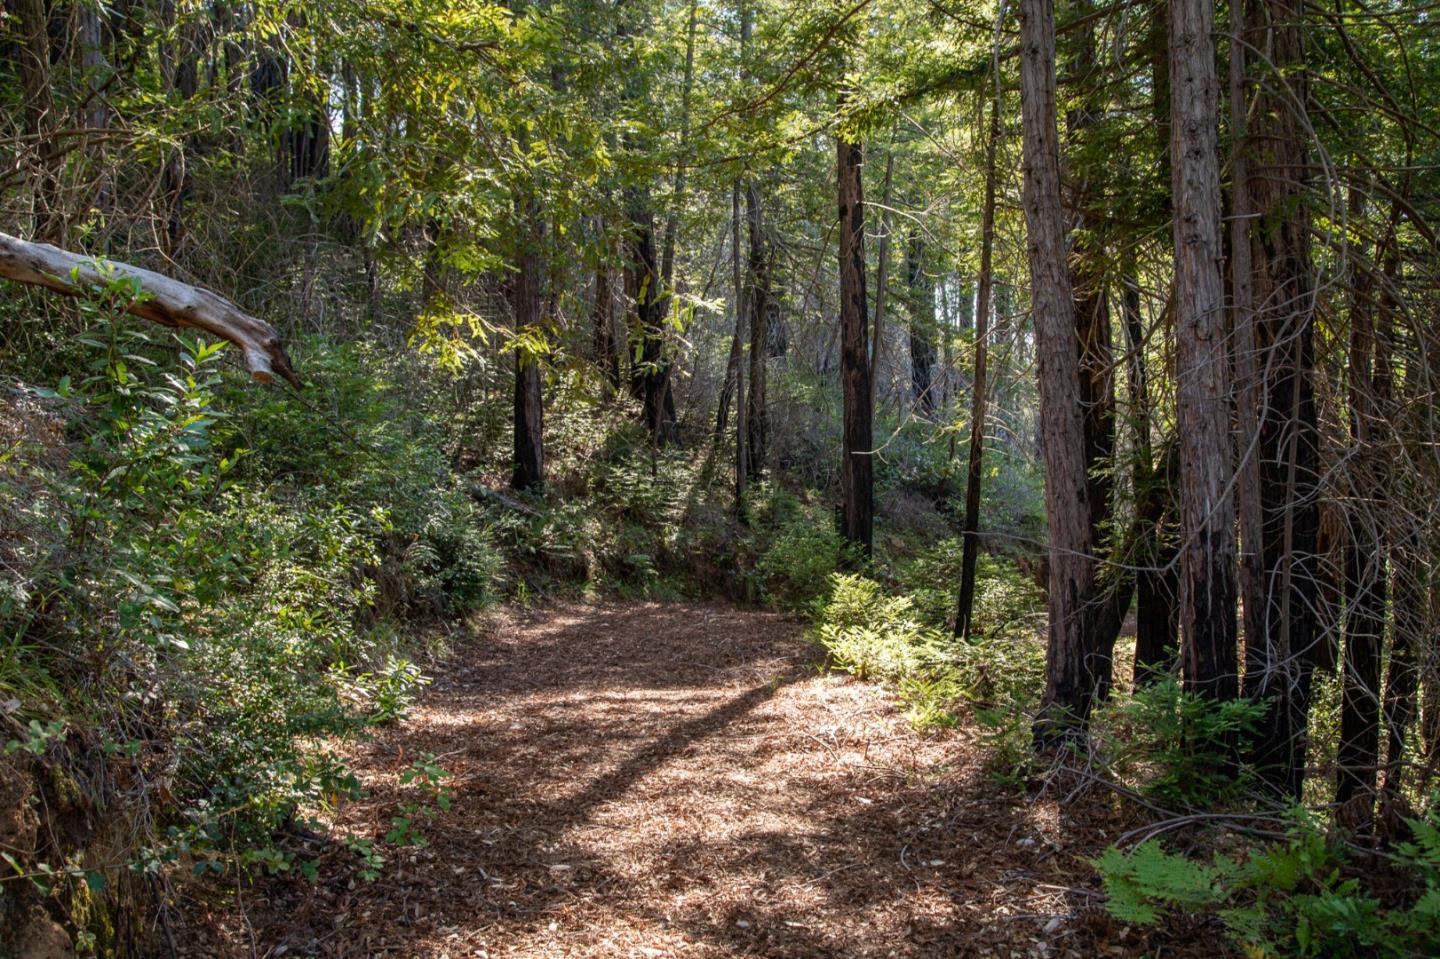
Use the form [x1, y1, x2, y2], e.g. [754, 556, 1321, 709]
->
[0, 232, 300, 387]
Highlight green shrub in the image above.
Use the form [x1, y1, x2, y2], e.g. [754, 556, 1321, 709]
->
[1098, 676, 1265, 807]
[899, 542, 1043, 636]
[751, 487, 853, 611]
[1094, 806, 1440, 957]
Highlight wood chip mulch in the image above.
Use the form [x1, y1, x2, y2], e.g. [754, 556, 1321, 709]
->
[179, 602, 1216, 958]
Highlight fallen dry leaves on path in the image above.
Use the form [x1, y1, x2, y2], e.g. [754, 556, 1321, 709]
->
[182, 602, 1215, 958]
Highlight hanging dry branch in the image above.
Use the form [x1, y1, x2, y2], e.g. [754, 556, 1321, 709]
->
[0, 231, 300, 387]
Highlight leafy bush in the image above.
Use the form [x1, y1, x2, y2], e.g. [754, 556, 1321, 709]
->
[1098, 677, 1265, 807]
[1094, 806, 1440, 957]
[898, 541, 1043, 636]
[1, 291, 500, 906]
[750, 487, 853, 610]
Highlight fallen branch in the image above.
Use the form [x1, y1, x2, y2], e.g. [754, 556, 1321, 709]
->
[468, 485, 539, 517]
[0, 232, 299, 387]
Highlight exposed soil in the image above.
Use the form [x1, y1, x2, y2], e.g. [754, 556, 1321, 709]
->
[181, 602, 1197, 958]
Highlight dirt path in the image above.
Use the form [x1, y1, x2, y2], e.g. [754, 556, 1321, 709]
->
[190, 602, 1154, 958]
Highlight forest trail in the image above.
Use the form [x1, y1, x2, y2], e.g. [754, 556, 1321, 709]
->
[195, 603, 1137, 958]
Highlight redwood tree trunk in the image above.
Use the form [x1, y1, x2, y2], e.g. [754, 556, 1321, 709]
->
[837, 132, 873, 559]
[1019, 0, 1101, 743]
[1240, 0, 1322, 799]
[1170, 0, 1238, 702]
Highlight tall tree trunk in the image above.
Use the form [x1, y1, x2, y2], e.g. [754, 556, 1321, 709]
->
[869, 150, 895, 410]
[837, 129, 873, 559]
[1170, 0, 1238, 703]
[732, 181, 750, 512]
[1240, 0, 1322, 800]
[658, 0, 698, 320]
[617, 8, 675, 446]
[1125, 274, 1179, 681]
[16, 0, 62, 243]
[511, 202, 545, 491]
[593, 220, 621, 391]
[955, 92, 1001, 640]
[1019, 0, 1100, 743]
[1336, 214, 1397, 815]
[735, 2, 769, 481]
[1228, 15, 1267, 701]
[745, 180, 770, 481]
[906, 229, 936, 416]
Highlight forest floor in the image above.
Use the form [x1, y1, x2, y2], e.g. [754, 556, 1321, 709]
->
[182, 602, 1205, 958]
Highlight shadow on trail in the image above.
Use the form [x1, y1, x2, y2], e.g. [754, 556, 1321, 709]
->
[233, 602, 1139, 959]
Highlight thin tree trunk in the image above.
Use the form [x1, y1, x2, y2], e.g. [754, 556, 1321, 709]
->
[16, 0, 62, 243]
[510, 201, 545, 491]
[1170, 0, 1239, 703]
[732, 180, 750, 513]
[955, 92, 1001, 640]
[906, 230, 936, 416]
[745, 180, 770, 481]
[593, 221, 621, 391]
[837, 128, 873, 559]
[1019, 0, 1100, 743]
[1336, 213, 1397, 815]
[869, 150, 895, 411]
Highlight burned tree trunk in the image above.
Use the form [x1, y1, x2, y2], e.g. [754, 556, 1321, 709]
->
[837, 131, 873, 559]
[510, 205, 545, 491]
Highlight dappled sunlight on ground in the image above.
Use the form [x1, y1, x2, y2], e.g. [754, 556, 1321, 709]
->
[181, 602, 1193, 958]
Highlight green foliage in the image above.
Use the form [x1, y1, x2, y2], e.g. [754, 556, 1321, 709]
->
[811, 568, 1040, 737]
[1099, 677, 1266, 807]
[1095, 805, 1440, 957]
[1093, 841, 1230, 925]
[749, 486, 855, 611]
[0, 296, 497, 891]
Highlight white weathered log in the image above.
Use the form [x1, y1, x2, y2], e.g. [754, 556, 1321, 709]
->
[0, 232, 299, 386]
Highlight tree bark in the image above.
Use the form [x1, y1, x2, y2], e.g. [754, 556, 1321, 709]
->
[955, 92, 1001, 640]
[870, 150, 895, 411]
[1170, 0, 1239, 702]
[1240, 0, 1322, 800]
[510, 203, 545, 491]
[0, 232, 298, 385]
[837, 130, 873, 559]
[906, 229, 936, 417]
[1019, 0, 1101, 743]
[15, 0, 62, 243]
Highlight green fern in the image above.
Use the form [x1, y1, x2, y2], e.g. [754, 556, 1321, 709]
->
[1093, 841, 1231, 925]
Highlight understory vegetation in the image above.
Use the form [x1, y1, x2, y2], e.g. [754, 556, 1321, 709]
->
[0, 286, 1046, 952]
